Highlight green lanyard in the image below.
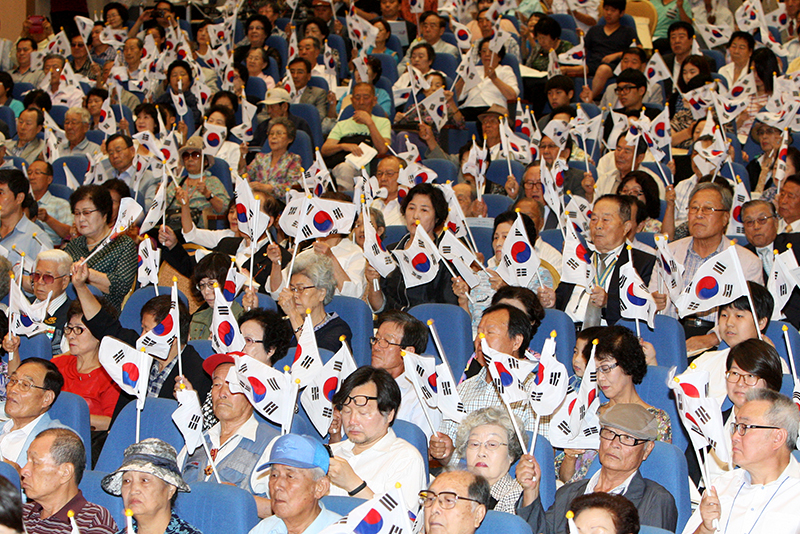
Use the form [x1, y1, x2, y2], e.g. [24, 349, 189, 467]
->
[593, 252, 619, 288]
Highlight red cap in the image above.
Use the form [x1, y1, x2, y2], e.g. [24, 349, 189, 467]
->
[202, 353, 236, 376]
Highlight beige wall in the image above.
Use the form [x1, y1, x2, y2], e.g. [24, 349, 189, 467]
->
[1, 0, 32, 42]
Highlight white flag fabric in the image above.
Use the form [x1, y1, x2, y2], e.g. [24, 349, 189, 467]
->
[292, 314, 324, 387]
[403, 351, 440, 409]
[696, 23, 733, 48]
[303, 148, 334, 195]
[495, 212, 540, 288]
[112, 198, 143, 236]
[547, 49, 561, 78]
[499, 117, 533, 164]
[438, 230, 480, 288]
[729, 177, 751, 236]
[227, 354, 291, 426]
[44, 128, 61, 164]
[210, 286, 246, 352]
[230, 97, 256, 142]
[136, 284, 179, 360]
[769, 250, 800, 320]
[222, 260, 245, 303]
[97, 95, 117, 135]
[565, 194, 592, 234]
[323, 41, 337, 77]
[455, 50, 481, 95]
[172, 388, 204, 454]
[393, 224, 442, 288]
[170, 90, 189, 118]
[62, 163, 81, 190]
[419, 88, 448, 131]
[436, 359, 467, 422]
[644, 50, 672, 88]
[280, 196, 356, 241]
[561, 219, 593, 288]
[363, 208, 396, 278]
[300, 339, 358, 435]
[618, 254, 657, 329]
[99, 337, 151, 409]
[451, 20, 473, 52]
[137, 238, 161, 289]
[549, 385, 601, 449]
[607, 109, 629, 147]
[542, 119, 569, 150]
[683, 84, 714, 120]
[774, 128, 791, 184]
[138, 179, 167, 235]
[74, 16, 95, 46]
[674, 246, 749, 318]
[567, 345, 600, 439]
[438, 182, 469, 239]
[654, 234, 685, 302]
[319, 488, 414, 534]
[8, 283, 51, 336]
[233, 173, 270, 242]
[482, 337, 536, 404]
[727, 71, 756, 101]
[557, 41, 586, 66]
[527, 334, 568, 416]
[399, 161, 438, 188]
[202, 121, 228, 157]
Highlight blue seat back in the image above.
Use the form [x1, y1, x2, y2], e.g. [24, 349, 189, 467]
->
[110, 104, 134, 136]
[531, 308, 577, 371]
[95, 398, 185, 472]
[188, 339, 216, 360]
[386, 35, 403, 55]
[764, 320, 800, 373]
[393, 419, 429, 477]
[50, 391, 93, 467]
[0, 463, 19, 489]
[539, 229, 564, 252]
[79, 470, 125, 526]
[701, 49, 725, 71]
[53, 156, 90, 186]
[272, 347, 335, 375]
[11, 82, 34, 101]
[308, 75, 329, 92]
[550, 13, 577, 31]
[0, 107, 16, 138]
[327, 295, 373, 367]
[483, 194, 514, 217]
[245, 77, 267, 101]
[486, 159, 524, 186]
[49, 105, 69, 128]
[383, 225, 408, 247]
[499, 54, 522, 95]
[641, 161, 673, 188]
[372, 53, 399, 84]
[469, 226, 494, 265]
[49, 183, 72, 201]
[290, 103, 324, 148]
[207, 158, 234, 196]
[431, 53, 458, 80]
[265, 35, 288, 77]
[340, 104, 388, 120]
[617, 315, 688, 370]
[5, 156, 27, 171]
[20, 333, 52, 361]
[85, 129, 106, 145]
[119, 286, 190, 333]
[174, 481, 260, 534]
[260, 129, 314, 169]
[321, 495, 366, 515]
[375, 76, 396, 118]
[636, 231, 656, 248]
[719, 161, 749, 188]
[560, 28, 579, 45]
[178, 18, 193, 40]
[476, 511, 536, 534]
[422, 158, 458, 184]
[328, 34, 350, 81]
[408, 303, 473, 379]
[234, 291, 277, 311]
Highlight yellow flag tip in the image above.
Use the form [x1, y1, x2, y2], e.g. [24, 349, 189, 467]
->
[479, 333, 486, 339]
[550, 330, 557, 338]
[395, 482, 402, 488]
[306, 308, 312, 314]
[626, 245, 632, 250]
[427, 319, 434, 326]
[730, 239, 736, 245]
[295, 378, 301, 384]
[284, 365, 291, 372]
[514, 208, 520, 213]
[673, 376, 680, 383]
[339, 334, 346, 341]
[401, 350, 407, 356]
[775, 249, 780, 255]
[566, 511, 574, 520]
[415, 219, 421, 225]
[690, 362, 697, 369]
[592, 338, 599, 345]
[125, 509, 134, 517]
[783, 324, 789, 332]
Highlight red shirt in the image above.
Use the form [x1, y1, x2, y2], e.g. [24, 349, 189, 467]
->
[52, 355, 121, 418]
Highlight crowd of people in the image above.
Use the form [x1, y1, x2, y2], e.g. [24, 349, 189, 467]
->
[1, 0, 800, 533]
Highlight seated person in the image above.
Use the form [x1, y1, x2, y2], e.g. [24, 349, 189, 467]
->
[617, 171, 663, 233]
[28, 162, 72, 245]
[41, 55, 84, 109]
[59, 108, 101, 159]
[252, 88, 314, 149]
[584, 0, 639, 102]
[246, 118, 303, 193]
[421, 469, 489, 534]
[0, 169, 53, 263]
[570, 493, 642, 534]
[399, 11, 459, 75]
[516, 404, 678, 533]
[287, 57, 329, 122]
[4, 108, 44, 165]
[454, 38, 518, 122]
[600, 69, 662, 142]
[581, 48, 665, 108]
[746, 122, 787, 199]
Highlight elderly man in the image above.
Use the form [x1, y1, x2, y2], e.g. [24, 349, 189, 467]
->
[652, 183, 763, 348]
[28, 161, 72, 245]
[253, 88, 314, 148]
[506, 158, 585, 229]
[366, 310, 442, 439]
[370, 156, 405, 226]
[21, 428, 116, 534]
[42, 55, 84, 109]
[59, 108, 101, 158]
[0, 169, 53, 260]
[589, 133, 662, 200]
[11, 38, 44, 86]
[101, 133, 159, 205]
[321, 83, 390, 191]
[742, 199, 800, 328]
[516, 404, 678, 533]
[328, 366, 427, 510]
[555, 194, 655, 327]
[234, 15, 273, 65]
[121, 38, 144, 79]
[777, 174, 800, 233]
[684, 389, 800, 534]
[400, 11, 459, 75]
[287, 58, 328, 122]
[179, 353, 279, 517]
[6, 108, 45, 164]
[430, 304, 539, 465]
[422, 470, 490, 534]
[298, 37, 337, 92]
[0, 358, 65, 469]
[248, 434, 341, 534]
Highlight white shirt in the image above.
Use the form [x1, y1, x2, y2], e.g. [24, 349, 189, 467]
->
[213, 141, 241, 170]
[48, 85, 85, 109]
[461, 65, 519, 109]
[689, 348, 790, 406]
[328, 428, 427, 511]
[595, 150, 665, 198]
[681, 456, 800, 534]
[268, 239, 366, 299]
[584, 469, 636, 495]
[396, 371, 442, 441]
[779, 218, 800, 233]
[0, 413, 45, 464]
[564, 242, 625, 323]
[182, 225, 236, 249]
[312, 65, 337, 92]
[370, 197, 404, 227]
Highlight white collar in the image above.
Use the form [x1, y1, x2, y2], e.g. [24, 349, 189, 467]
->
[584, 469, 636, 495]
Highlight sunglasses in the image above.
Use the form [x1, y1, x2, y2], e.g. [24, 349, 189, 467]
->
[182, 151, 202, 160]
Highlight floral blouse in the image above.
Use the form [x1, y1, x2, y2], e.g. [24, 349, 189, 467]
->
[164, 171, 231, 232]
[245, 151, 303, 191]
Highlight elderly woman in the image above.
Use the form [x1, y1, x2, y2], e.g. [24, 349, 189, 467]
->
[746, 122, 789, 199]
[454, 407, 524, 513]
[367, 19, 398, 62]
[557, 326, 671, 484]
[737, 47, 780, 139]
[155, 60, 202, 128]
[570, 493, 641, 534]
[64, 185, 137, 310]
[246, 48, 276, 87]
[190, 253, 245, 340]
[102, 439, 201, 534]
[164, 136, 230, 232]
[52, 299, 121, 433]
[103, 2, 129, 31]
[720, 31, 755, 88]
[246, 118, 302, 193]
[617, 171, 662, 233]
[277, 253, 352, 352]
[366, 183, 460, 312]
[455, 38, 518, 122]
[393, 43, 436, 105]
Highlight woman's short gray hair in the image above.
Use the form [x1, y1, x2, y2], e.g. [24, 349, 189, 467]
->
[292, 253, 337, 305]
[746, 388, 800, 450]
[270, 116, 296, 144]
[454, 407, 524, 463]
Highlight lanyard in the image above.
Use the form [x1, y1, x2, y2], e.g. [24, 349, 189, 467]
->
[723, 475, 789, 534]
[593, 252, 618, 288]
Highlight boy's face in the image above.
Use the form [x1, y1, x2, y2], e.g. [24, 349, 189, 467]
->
[572, 338, 588, 377]
[603, 5, 623, 24]
[547, 88, 572, 109]
[719, 306, 766, 348]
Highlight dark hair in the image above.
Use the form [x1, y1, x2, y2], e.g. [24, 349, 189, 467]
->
[372, 18, 392, 37]
[332, 366, 401, 425]
[303, 17, 329, 39]
[481, 303, 533, 354]
[233, 64, 250, 86]
[35, 428, 86, 484]
[0, 170, 31, 202]
[210, 91, 239, 114]
[148, 24, 166, 42]
[20, 103, 46, 123]
[533, 16, 561, 40]
[585, 325, 647, 384]
[134, 103, 162, 135]
[300, 36, 323, 52]
[288, 57, 312, 74]
[420, 11, 445, 28]
[618, 171, 659, 220]
[720, 281, 773, 333]
[69, 185, 114, 225]
[787, 147, 800, 173]
[366, 56, 383, 81]
[104, 2, 130, 22]
[0, 475, 22, 533]
[18, 357, 64, 402]
[101, 178, 132, 200]
[0, 73, 14, 101]
[575, 326, 606, 364]
[238, 309, 293, 366]
[616, 68, 647, 89]
[67, 297, 119, 328]
[191, 252, 234, 301]
[17, 38, 37, 51]
[570, 492, 640, 534]
[262, 195, 285, 220]
[141, 295, 190, 346]
[206, 104, 236, 133]
[166, 60, 194, 88]
[400, 183, 449, 231]
[726, 339, 783, 392]
[491, 285, 545, 337]
[410, 42, 435, 64]
[493, 210, 539, 249]
[622, 47, 648, 63]
[106, 133, 134, 149]
[86, 87, 109, 103]
[464, 470, 491, 506]
[751, 47, 779, 94]
[376, 310, 429, 354]
[545, 75, 574, 96]
[603, 0, 626, 11]
[728, 31, 755, 51]
[668, 20, 694, 39]
[478, 36, 505, 60]
[246, 14, 273, 35]
[677, 55, 712, 93]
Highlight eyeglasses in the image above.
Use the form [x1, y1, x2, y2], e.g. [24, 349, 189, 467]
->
[268, 130, 288, 137]
[730, 422, 781, 436]
[369, 336, 404, 348]
[621, 188, 644, 197]
[244, 337, 264, 345]
[376, 170, 398, 177]
[32, 272, 68, 285]
[465, 440, 508, 451]
[288, 285, 316, 294]
[599, 427, 649, 446]
[596, 362, 619, 375]
[338, 395, 378, 407]
[196, 279, 219, 292]
[7, 376, 48, 393]
[742, 215, 776, 228]
[614, 84, 637, 95]
[687, 206, 726, 216]
[182, 151, 202, 160]
[725, 370, 761, 386]
[64, 325, 86, 336]
[73, 208, 98, 218]
[523, 181, 543, 189]
[419, 491, 481, 510]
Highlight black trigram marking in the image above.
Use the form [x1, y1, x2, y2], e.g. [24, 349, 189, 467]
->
[457, 403, 466, 413]
[238, 379, 250, 393]
[619, 274, 628, 286]
[694, 406, 711, 424]
[723, 284, 734, 298]
[302, 226, 313, 239]
[567, 258, 579, 270]
[712, 262, 727, 275]
[287, 206, 299, 216]
[332, 207, 344, 219]
[442, 382, 452, 396]
[736, 194, 746, 202]
[239, 363, 248, 373]
[507, 359, 521, 370]
[262, 401, 279, 415]
[300, 355, 315, 369]
[217, 306, 230, 316]
[415, 364, 426, 378]
[583, 426, 599, 436]
[266, 377, 280, 391]
[441, 245, 453, 255]
[530, 392, 543, 402]
[388, 526, 403, 534]
[503, 256, 512, 268]
[550, 372, 561, 386]
[140, 338, 158, 347]
[687, 302, 700, 311]
[579, 405, 586, 420]
[380, 493, 399, 511]
[588, 371, 597, 382]
[113, 350, 125, 364]
[515, 268, 527, 277]
[557, 421, 571, 435]
[311, 387, 320, 401]
[188, 414, 201, 430]
[333, 360, 343, 372]
[322, 406, 333, 418]
[620, 302, 628, 312]
[513, 228, 524, 238]
[371, 244, 381, 255]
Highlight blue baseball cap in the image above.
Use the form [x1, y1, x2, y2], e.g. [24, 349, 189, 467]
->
[257, 434, 330, 474]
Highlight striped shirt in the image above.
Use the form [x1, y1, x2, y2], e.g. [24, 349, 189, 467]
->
[23, 490, 117, 534]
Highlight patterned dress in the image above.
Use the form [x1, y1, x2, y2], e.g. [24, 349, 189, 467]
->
[64, 234, 137, 310]
[164, 171, 231, 232]
[118, 512, 202, 534]
[245, 151, 302, 191]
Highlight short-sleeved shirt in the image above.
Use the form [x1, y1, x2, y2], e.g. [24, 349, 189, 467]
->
[328, 115, 392, 141]
[52, 354, 122, 418]
[23, 490, 117, 534]
[584, 23, 639, 74]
